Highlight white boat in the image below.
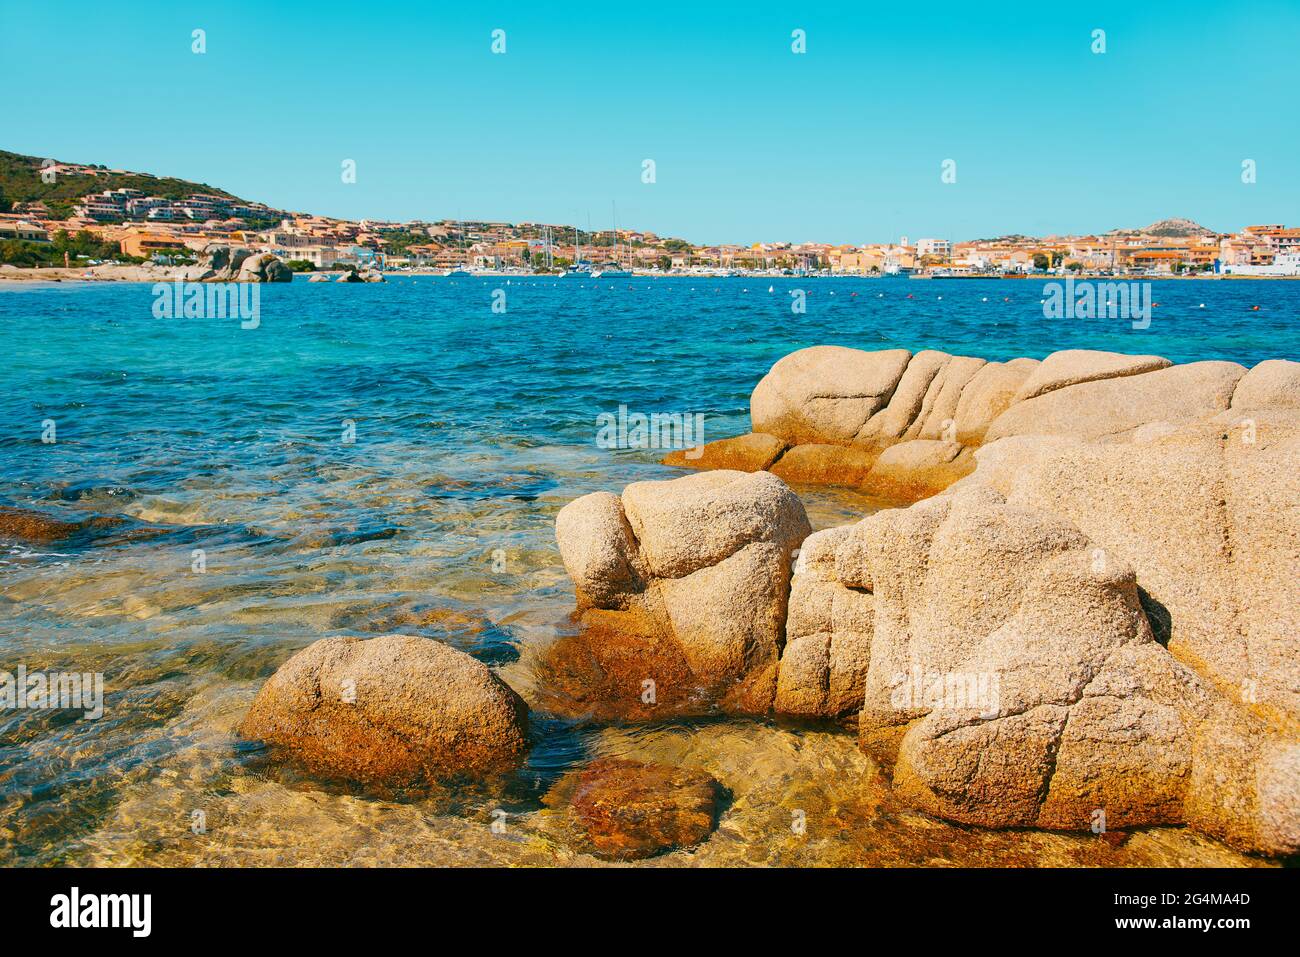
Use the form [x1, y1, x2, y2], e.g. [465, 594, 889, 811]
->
[443, 267, 471, 277]
[591, 202, 633, 279]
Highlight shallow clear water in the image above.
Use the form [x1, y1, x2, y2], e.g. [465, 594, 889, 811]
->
[1, 276, 1294, 866]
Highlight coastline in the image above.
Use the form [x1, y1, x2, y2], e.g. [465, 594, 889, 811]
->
[4, 263, 1300, 286]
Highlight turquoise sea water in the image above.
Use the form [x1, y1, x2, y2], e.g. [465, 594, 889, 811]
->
[0, 276, 1295, 866]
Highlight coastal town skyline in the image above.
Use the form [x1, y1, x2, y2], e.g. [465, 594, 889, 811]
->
[2, 150, 1297, 277]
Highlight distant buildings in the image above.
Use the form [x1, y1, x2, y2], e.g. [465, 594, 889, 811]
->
[0, 219, 49, 242]
[71, 188, 283, 225]
[7, 168, 1299, 276]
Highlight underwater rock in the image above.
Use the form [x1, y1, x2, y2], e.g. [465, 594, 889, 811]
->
[544, 759, 721, 860]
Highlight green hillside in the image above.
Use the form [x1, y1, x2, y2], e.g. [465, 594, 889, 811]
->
[0, 149, 248, 219]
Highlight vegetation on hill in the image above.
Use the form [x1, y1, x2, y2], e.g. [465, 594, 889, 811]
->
[0, 149, 247, 220]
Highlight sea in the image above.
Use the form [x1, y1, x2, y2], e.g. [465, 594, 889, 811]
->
[0, 275, 1294, 866]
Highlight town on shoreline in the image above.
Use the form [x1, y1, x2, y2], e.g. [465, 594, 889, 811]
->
[2, 154, 1298, 280]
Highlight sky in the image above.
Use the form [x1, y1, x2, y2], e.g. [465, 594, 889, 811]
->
[2, 1, 1297, 245]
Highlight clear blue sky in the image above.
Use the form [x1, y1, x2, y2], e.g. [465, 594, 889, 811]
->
[2, 1, 1296, 244]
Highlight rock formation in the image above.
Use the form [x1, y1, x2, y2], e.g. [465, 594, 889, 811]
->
[178, 244, 293, 283]
[560, 346, 1300, 856]
[773, 526, 873, 719]
[662, 346, 1285, 506]
[552, 470, 810, 715]
[239, 634, 530, 786]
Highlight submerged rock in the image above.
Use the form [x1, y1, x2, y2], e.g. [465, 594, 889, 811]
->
[0, 506, 83, 543]
[532, 608, 700, 721]
[238, 634, 529, 786]
[544, 759, 722, 860]
[0, 505, 169, 547]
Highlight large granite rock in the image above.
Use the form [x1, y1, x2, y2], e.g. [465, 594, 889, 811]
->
[619, 470, 808, 579]
[844, 483, 1296, 854]
[983, 360, 1246, 443]
[237, 252, 293, 283]
[553, 470, 810, 715]
[239, 635, 529, 785]
[862, 439, 975, 501]
[855, 349, 951, 449]
[670, 350, 1290, 508]
[1232, 358, 1300, 411]
[951, 358, 1040, 444]
[963, 410, 1300, 737]
[1012, 349, 1172, 402]
[773, 526, 873, 718]
[751, 346, 912, 445]
[640, 345, 1300, 855]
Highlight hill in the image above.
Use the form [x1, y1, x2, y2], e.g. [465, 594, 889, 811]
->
[0, 149, 250, 219]
[1108, 217, 1218, 238]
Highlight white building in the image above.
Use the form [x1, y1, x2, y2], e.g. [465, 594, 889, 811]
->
[916, 238, 952, 259]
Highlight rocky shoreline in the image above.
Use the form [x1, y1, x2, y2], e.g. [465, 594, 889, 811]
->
[0, 244, 383, 284]
[5, 344, 1295, 861]
[555, 345, 1298, 856]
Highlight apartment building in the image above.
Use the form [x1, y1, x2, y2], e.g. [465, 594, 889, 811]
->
[915, 238, 952, 259]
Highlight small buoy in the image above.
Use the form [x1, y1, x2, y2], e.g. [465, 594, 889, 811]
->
[981, 297, 988, 302]
[877, 293, 884, 298]
[937, 296, 943, 300]
[906, 294, 914, 299]
[1251, 304, 1261, 311]
[1198, 303, 1206, 308]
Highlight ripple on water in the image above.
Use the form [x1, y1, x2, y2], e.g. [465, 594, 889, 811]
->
[4, 278, 1295, 866]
